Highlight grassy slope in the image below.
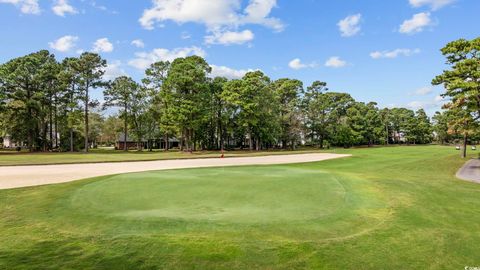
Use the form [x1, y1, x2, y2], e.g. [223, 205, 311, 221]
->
[0, 148, 327, 166]
[1, 146, 479, 269]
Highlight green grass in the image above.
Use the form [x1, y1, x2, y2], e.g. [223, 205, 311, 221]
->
[1, 145, 480, 269]
[0, 148, 327, 166]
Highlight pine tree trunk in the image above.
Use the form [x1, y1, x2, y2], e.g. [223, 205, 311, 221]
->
[462, 133, 468, 159]
[180, 130, 185, 151]
[43, 121, 48, 152]
[49, 96, 53, 151]
[185, 129, 189, 152]
[248, 129, 253, 151]
[54, 100, 58, 149]
[84, 85, 89, 153]
[217, 111, 222, 150]
[385, 124, 389, 145]
[220, 129, 225, 152]
[70, 128, 74, 152]
[26, 86, 34, 152]
[164, 133, 169, 151]
[124, 105, 128, 151]
[69, 84, 75, 152]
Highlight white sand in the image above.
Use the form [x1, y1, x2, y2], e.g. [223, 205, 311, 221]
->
[0, 153, 350, 190]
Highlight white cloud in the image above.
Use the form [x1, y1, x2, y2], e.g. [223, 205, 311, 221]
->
[210, 65, 256, 79]
[288, 58, 316, 70]
[131, 39, 145, 48]
[87, 1, 117, 14]
[140, 0, 283, 30]
[140, 0, 238, 30]
[370, 48, 421, 59]
[128, 46, 206, 70]
[288, 59, 305, 70]
[103, 60, 128, 80]
[139, 0, 283, 46]
[52, 0, 77, 16]
[337, 13, 362, 37]
[0, 0, 40, 14]
[413, 86, 433, 96]
[48, 35, 78, 52]
[205, 30, 254, 45]
[325, 57, 347, 68]
[407, 95, 445, 110]
[92, 38, 114, 53]
[399, 12, 432, 34]
[409, 0, 455, 10]
[242, 0, 283, 32]
[407, 100, 429, 110]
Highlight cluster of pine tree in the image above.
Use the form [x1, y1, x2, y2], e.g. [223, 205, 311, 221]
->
[0, 51, 435, 152]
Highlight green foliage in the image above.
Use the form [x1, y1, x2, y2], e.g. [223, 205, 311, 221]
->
[273, 78, 303, 149]
[76, 52, 107, 152]
[1, 47, 447, 153]
[100, 115, 122, 145]
[432, 37, 480, 156]
[222, 71, 279, 150]
[0, 50, 58, 151]
[103, 76, 140, 150]
[164, 56, 211, 150]
[144, 61, 176, 149]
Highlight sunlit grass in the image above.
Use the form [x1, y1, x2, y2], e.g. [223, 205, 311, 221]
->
[1, 145, 479, 269]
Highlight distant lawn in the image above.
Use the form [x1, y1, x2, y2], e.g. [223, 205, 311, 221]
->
[1, 145, 479, 269]
[0, 148, 328, 166]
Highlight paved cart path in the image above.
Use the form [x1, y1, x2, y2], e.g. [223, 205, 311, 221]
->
[456, 159, 480, 184]
[0, 153, 350, 190]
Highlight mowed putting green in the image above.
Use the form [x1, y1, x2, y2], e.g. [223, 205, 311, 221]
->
[74, 169, 351, 223]
[69, 167, 387, 240]
[1, 146, 480, 269]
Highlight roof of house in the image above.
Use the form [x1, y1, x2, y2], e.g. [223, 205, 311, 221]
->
[117, 133, 146, 143]
[117, 133, 179, 143]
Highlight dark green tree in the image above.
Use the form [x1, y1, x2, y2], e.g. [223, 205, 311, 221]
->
[273, 78, 303, 149]
[103, 76, 139, 151]
[164, 56, 211, 151]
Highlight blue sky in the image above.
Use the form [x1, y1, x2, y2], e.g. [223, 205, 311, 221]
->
[1, 0, 479, 114]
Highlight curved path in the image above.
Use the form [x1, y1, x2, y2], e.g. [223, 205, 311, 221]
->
[456, 159, 480, 184]
[0, 153, 350, 190]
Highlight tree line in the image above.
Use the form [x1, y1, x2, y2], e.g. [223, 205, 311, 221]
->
[432, 37, 480, 158]
[0, 50, 446, 152]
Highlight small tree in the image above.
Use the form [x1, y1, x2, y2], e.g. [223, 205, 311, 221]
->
[76, 52, 106, 152]
[143, 61, 175, 151]
[103, 76, 139, 151]
[222, 71, 274, 150]
[432, 37, 480, 157]
[273, 78, 303, 149]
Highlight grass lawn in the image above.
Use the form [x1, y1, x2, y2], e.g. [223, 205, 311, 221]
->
[0, 148, 328, 166]
[1, 145, 480, 269]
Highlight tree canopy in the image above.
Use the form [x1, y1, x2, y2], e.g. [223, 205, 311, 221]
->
[0, 49, 440, 152]
[432, 37, 480, 157]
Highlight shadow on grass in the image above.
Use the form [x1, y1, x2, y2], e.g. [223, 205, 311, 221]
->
[0, 238, 160, 270]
